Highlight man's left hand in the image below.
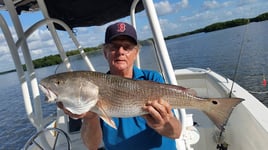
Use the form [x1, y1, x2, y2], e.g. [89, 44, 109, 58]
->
[142, 99, 182, 139]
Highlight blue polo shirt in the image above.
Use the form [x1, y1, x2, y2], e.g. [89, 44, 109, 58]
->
[101, 66, 177, 150]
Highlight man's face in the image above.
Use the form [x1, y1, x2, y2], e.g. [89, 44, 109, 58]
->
[104, 36, 139, 73]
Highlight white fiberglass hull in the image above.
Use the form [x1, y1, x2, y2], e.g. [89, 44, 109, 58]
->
[175, 68, 268, 150]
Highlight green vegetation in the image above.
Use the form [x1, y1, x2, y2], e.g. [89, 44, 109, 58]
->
[250, 12, 268, 22]
[28, 47, 100, 69]
[1, 12, 268, 74]
[165, 12, 268, 40]
[31, 54, 61, 69]
[0, 69, 16, 75]
[203, 18, 249, 32]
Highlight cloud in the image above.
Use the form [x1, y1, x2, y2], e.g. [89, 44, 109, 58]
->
[26, 29, 59, 58]
[180, 0, 189, 7]
[154, 1, 173, 15]
[0, 41, 9, 54]
[0, 53, 15, 71]
[31, 48, 43, 56]
[159, 18, 179, 36]
[139, 24, 151, 39]
[155, 0, 189, 16]
[202, 0, 220, 10]
[28, 28, 51, 42]
[237, 0, 258, 6]
[75, 26, 106, 47]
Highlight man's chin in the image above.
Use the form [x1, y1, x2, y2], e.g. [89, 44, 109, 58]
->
[113, 63, 127, 69]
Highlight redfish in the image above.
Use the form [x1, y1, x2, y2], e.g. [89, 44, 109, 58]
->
[39, 71, 243, 130]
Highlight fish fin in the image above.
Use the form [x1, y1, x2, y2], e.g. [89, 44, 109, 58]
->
[96, 101, 117, 130]
[99, 115, 117, 130]
[203, 98, 243, 131]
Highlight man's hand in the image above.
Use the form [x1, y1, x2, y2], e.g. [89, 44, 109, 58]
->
[57, 102, 101, 149]
[142, 99, 182, 139]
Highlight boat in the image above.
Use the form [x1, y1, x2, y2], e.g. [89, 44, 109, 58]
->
[0, 0, 267, 149]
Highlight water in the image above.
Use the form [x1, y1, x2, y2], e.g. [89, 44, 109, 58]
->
[167, 21, 268, 104]
[1, 21, 268, 149]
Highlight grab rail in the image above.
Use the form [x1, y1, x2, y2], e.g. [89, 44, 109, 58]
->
[142, 0, 188, 149]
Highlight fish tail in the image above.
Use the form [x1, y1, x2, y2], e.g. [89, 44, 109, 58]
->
[202, 98, 243, 130]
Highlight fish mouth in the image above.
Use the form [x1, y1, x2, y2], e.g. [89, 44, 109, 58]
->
[39, 84, 57, 102]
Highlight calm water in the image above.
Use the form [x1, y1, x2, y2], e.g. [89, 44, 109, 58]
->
[1, 21, 268, 149]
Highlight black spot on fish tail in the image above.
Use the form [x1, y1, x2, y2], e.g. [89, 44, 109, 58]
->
[202, 98, 244, 130]
[212, 100, 218, 105]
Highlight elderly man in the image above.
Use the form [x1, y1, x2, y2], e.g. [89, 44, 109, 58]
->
[58, 22, 182, 150]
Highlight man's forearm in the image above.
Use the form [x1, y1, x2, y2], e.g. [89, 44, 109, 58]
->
[81, 115, 102, 150]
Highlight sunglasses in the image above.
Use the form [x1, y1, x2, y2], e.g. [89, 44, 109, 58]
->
[105, 42, 137, 51]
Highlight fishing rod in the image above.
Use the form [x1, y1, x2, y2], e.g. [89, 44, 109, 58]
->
[229, 21, 249, 98]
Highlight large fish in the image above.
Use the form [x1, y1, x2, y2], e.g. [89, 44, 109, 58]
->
[39, 71, 243, 130]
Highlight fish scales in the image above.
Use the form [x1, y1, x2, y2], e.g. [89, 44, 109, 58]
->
[91, 75, 209, 117]
[39, 71, 243, 130]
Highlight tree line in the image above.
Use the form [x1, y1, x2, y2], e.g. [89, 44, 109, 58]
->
[29, 47, 100, 69]
[165, 12, 268, 40]
[0, 47, 100, 74]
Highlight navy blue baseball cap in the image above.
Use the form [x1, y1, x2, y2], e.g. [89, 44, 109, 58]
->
[105, 22, 137, 44]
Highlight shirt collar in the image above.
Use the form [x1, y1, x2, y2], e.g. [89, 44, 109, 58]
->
[132, 66, 144, 80]
[106, 66, 144, 80]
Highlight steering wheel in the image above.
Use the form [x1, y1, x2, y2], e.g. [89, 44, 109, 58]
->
[23, 127, 71, 150]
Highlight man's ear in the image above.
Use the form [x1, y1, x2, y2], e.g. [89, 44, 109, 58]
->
[133, 48, 139, 60]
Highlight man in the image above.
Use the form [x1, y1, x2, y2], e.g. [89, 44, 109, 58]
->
[58, 22, 182, 150]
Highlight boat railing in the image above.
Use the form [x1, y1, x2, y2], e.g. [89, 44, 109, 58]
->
[3, 0, 44, 131]
[130, 0, 141, 68]
[36, 0, 96, 72]
[141, 0, 192, 149]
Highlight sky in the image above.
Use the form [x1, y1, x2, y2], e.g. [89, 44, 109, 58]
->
[0, 0, 268, 72]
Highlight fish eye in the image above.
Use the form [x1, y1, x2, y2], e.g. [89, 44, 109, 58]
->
[55, 80, 61, 85]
